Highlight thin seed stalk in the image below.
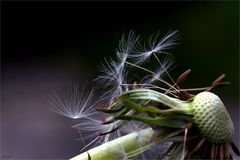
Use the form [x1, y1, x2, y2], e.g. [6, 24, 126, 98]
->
[70, 128, 154, 160]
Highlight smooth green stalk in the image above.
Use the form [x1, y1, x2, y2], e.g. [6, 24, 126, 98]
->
[70, 128, 154, 160]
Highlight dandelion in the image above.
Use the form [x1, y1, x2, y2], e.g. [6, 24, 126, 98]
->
[51, 31, 239, 160]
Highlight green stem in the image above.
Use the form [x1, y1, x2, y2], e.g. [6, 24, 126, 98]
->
[70, 128, 154, 160]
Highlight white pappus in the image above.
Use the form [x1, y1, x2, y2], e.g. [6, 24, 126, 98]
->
[49, 83, 96, 119]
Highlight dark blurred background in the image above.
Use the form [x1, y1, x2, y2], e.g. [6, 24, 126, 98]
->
[1, 1, 239, 159]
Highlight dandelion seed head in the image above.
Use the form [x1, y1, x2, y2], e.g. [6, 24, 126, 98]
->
[51, 30, 239, 160]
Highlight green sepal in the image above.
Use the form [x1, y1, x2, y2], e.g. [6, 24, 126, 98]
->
[116, 115, 189, 128]
[121, 89, 192, 114]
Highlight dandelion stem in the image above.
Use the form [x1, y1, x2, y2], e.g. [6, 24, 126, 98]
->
[70, 128, 154, 160]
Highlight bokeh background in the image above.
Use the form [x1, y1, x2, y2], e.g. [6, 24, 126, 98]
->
[1, 1, 239, 159]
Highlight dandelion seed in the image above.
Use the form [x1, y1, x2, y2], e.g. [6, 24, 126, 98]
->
[73, 109, 144, 151]
[116, 32, 138, 67]
[141, 55, 175, 84]
[73, 117, 124, 151]
[96, 31, 139, 103]
[117, 30, 140, 56]
[96, 58, 127, 103]
[129, 30, 178, 64]
[123, 61, 179, 95]
[49, 83, 96, 119]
